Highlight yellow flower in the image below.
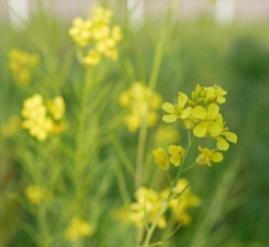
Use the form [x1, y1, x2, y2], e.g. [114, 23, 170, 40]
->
[196, 146, 223, 166]
[120, 82, 162, 132]
[169, 179, 200, 226]
[21, 94, 53, 141]
[69, 6, 122, 66]
[25, 185, 45, 205]
[190, 103, 224, 138]
[47, 96, 65, 121]
[216, 130, 237, 151]
[125, 112, 141, 132]
[22, 116, 53, 141]
[8, 49, 39, 86]
[190, 84, 227, 106]
[65, 217, 94, 241]
[162, 92, 190, 123]
[69, 17, 92, 47]
[119, 187, 167, 229]
[83, 49, 101, 65]
[168, 145, 185, 166]
[21, 94, 65, 141]
[152, 148, 170, 170]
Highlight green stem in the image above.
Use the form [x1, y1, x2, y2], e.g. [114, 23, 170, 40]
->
[142, 201, 169, 247]
[135, 117, 148, 188]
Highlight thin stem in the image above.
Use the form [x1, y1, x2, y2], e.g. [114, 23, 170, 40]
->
[135, 116, 148, 188]
[135, 0, 174, 189]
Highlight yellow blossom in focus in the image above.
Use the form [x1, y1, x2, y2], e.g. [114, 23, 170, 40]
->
[190, 84, 227, 106]
[162, 92, 190, 123]
[119, 82, 162, 132]
[216, 130, 238, 151]
[69, 6, 122, 66]
[152, 148, 170, 170]
[25, 185, 45, 205]
[65, 217, 94, 241]
[168, 145, 185, 166]
[9, 49, 39, 86]
[169, 179, 201, 225]
[189, 103, 224, 138]
[196, 146, 223, 166]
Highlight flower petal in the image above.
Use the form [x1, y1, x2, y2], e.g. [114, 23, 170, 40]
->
[162, 103, 175, 114]
[191, 106, 206, 119]
[208, 122, 223, 137]
[177, 92, 188, 108]
[211, 152, 223, 163]
[207, 104, 219, 118]
[223, 131, 237, 143]
[217, 137, 229, 151]
[162, 114, 177, 123]
[193, 122, 207, 137]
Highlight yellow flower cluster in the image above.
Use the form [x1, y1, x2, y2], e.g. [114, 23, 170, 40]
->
[162, 84, 237, 166]
[169, 179, 201, 225]
[8, 49, 39, 86]
[153, 144, 185, 170]
[65, 217, 94, 241]
[119, 82, 162, 132]
[25, 185, 45, 205]
[118, 178, 199, 228]
[21, 94, 66, 141]
[196, 146, 223, 166]
[118, 187, 167, 229]
[69, 6, 122, 66]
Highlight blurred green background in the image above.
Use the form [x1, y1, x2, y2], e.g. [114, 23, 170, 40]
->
[1, 1, 269, 246]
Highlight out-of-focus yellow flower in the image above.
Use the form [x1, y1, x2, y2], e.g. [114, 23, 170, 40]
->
[119, 82, 162, 132]
[152, 148, 170, 170]
[47, 96, 65, 121]
[51, 121, 67, 134]
[196, 146, 223, 166]
[25, 185, 45, 205]
[154, 126, 180, 146]
[69, 6, 122, 66]
[8, 49, 39, 86]
[118, 180, 200, 228]
[169, 178, 201, 226]
[21, 94, 53, 141]
[69, 17, 92, 47]
[83, 49, 102, 65]
[162, 92, 190, 123]
[118, 187, 167, 229]
[21, 94, 66, 141]
[1, 116, 21, 137]
[65, 217, 94, 241]
[168, 145, 185, 166]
